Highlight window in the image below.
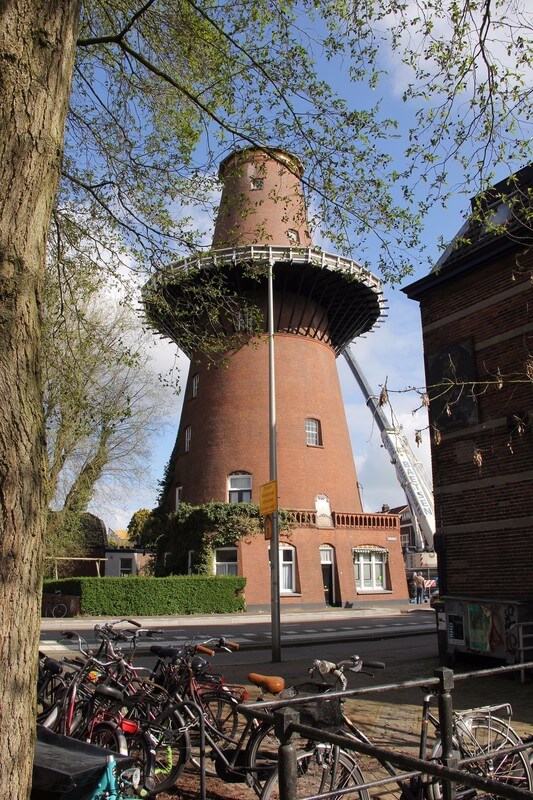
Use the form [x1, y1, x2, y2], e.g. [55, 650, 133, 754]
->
[250, 177, 264, 190]
[279, 545, 297, 593]
[319, 544, 333, 564]
[214, 547, 238, 576]
[192, 373, 199, 398]
[269, 544, 297, 593]
[185, 426, 191, 452]
[305, 418, 322, 446]
[175, 486, 182, 511]
[228, 472, 252, 503]
[120, 558, 133, 577]
[287, 228, 300, 244]
[353, 547, 388, 591]
[483, 202, 511, 233]
[235, 308, 255, 333]
[425, 339, 479, 430]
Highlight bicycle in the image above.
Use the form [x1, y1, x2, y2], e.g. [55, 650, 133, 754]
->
[42, 627, 189, 796]
[43, 589, 68, 618]
[257, 657, 384, 800]
[259, 656, 533, 800]
[149, 635, 247, 770]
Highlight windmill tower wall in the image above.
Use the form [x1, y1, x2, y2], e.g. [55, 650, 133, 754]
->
[147, 147, 408, 608]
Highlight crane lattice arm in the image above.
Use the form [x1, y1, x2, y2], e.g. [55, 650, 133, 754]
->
[342, 346, 435, 551]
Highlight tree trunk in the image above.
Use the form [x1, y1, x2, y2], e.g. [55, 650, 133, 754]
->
[0, 2, 81, 798]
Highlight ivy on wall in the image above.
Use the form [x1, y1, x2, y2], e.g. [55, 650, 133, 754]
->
[145, 501, 295, 576]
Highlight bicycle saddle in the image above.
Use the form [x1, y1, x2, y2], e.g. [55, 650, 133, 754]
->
[248, 673, 285, 695]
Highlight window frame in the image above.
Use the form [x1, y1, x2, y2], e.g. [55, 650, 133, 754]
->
[214, 546, 239, 576]
[269, 544, 298, 594]
[305, 418, 322, 447]
[184, 425, 192, 452]
[175, 485, 182, 511]
[119, 557, 133, 577]
[228, 471, 252, 503]
[353, 549, 388, 591]
[192, 373, 199, 398]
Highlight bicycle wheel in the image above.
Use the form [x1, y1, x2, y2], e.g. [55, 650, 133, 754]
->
[37, 675, 66, 723]
[261, 744, 370, 800]
[126, 731, 156, 797]
[146, 705, 190, 794]
[52, 602, 67, 618]
[200, 690, 240, 741]
[91, 721, 128, 755]
[427, 715, 533, 800]
[246, 722, 279, 792]
[186, 691, 240, 776]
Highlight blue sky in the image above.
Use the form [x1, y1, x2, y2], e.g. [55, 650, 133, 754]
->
[88, 5, 531, 531]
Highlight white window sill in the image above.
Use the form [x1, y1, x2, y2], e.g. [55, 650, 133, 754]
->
[356, 589, 392, 594]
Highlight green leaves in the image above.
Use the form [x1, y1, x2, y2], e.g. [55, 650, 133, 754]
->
[55, 0, 530, 297]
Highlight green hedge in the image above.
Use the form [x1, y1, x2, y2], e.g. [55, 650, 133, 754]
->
[43, 575, 246, 616]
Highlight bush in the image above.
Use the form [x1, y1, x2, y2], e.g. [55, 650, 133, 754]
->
[43, 575, 246, 616]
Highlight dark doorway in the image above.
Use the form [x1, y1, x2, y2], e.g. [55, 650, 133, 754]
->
[322, 563, 334, 605]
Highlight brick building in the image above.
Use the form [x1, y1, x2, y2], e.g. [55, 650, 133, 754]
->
[145, 147, 407, 609]
[404, 165, 533, 662]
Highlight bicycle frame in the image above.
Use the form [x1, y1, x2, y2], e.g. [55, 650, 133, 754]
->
[88, 755, 129, 800]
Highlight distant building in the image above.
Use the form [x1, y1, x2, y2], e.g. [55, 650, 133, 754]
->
[404, 164, 533, 663]
[104, 547, 150, 577]
[145, 147, 408, 609]
[382, 504, 438, 577]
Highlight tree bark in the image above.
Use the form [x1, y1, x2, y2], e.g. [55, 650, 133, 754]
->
[0, 2, 81, 797]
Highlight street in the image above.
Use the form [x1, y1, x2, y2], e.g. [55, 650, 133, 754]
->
[40, 609, 437, 669]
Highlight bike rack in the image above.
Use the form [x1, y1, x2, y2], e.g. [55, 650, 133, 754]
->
[238, 662, 533, 800]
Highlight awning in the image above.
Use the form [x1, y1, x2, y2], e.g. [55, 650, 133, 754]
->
[352, 545, 389, 562]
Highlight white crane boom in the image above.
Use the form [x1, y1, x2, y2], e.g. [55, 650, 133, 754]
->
[342, 346, 435, 551]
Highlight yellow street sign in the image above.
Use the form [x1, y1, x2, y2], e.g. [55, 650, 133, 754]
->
[260, 480, 278, 516]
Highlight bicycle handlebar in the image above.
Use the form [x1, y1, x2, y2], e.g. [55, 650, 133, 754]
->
[360, 659, 386, 670]
[309, 656, 386, 685]
[196, 645, 215, 656]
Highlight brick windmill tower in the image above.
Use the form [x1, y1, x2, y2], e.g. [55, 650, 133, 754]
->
[146, 147, 407, 608]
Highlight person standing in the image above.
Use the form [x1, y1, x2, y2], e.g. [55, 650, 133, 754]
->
[409, 573, 417, 603]
[415, 572, 426, 604]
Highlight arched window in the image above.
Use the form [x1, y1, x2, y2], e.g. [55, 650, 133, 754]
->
[305, 418, 322, 446]
[228, 472, 252, 503]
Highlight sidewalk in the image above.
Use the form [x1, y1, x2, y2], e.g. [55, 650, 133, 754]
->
[40, 601, 434, 630]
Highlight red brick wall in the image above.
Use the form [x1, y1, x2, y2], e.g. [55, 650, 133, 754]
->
[238, 519, 408, 607]
[416, 250, 533, 601]
[213, 149, 312, 248]
[173, 331, 364, 513]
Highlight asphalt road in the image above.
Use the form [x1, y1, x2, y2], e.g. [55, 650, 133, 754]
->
[40, 609, 437, 660]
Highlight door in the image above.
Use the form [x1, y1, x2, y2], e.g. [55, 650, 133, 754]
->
[320, 545, 335, 606]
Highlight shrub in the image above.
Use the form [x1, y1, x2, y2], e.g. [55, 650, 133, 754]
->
[43, 575, 246, 616]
